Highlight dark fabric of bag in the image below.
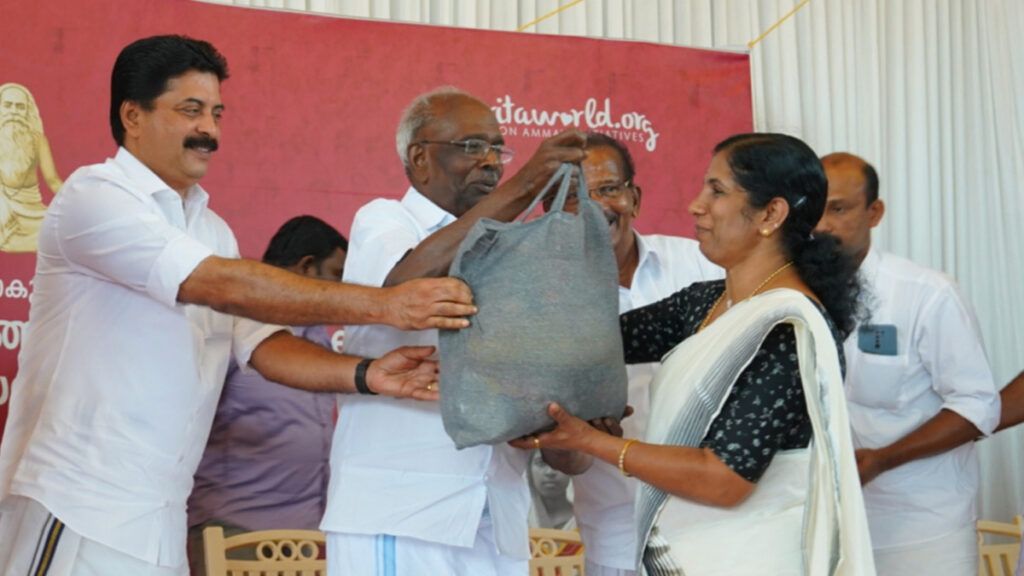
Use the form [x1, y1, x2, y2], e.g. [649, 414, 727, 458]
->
[439, 163, 628, 448]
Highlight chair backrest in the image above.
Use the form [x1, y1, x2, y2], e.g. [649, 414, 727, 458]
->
[203, 526, 326, 576]
[529, 527, 585, 576]
[978, 515, 1023, 576]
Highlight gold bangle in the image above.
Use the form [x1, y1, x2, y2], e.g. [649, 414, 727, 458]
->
[618, 438, 639, 477]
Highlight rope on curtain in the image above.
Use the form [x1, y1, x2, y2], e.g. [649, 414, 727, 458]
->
[516, 0, 587, 32]
[748, 0, 812, 48]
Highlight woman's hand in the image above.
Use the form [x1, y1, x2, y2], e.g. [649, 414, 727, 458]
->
[509, 402, 609, 452]
[589, 405, 634, 438]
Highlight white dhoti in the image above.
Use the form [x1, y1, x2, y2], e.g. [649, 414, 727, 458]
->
[0, 495, 186, 576]
[326, 508, 527, 576]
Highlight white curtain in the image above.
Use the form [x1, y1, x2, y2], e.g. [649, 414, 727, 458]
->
[201, 0, 1024, 521]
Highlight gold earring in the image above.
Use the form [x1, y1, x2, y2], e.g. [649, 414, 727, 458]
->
[760, 229, 772, 237]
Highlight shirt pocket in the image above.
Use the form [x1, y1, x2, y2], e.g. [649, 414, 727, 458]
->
[847, 353, 912, 409]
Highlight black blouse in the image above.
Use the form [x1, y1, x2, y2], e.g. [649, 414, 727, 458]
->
[620, 280, 841, 483]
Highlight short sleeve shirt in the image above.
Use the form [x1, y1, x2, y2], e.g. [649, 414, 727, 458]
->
[0, 148, 282, 567]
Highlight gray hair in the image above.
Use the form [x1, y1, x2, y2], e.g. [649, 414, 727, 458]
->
[395, 86, 487, 170]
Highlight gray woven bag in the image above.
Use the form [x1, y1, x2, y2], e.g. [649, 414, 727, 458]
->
[439, 163, 628, 448]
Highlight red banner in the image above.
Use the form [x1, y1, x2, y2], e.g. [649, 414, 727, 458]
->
[0, 0, 751, 439]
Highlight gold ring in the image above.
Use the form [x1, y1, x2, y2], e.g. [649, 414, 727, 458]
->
[426, 382, 436, 392]
[533, 436, 541, 449]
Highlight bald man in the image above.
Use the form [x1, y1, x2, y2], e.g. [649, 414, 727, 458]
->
[815, 152, 1000, 575]
[325, 87, 587, 576]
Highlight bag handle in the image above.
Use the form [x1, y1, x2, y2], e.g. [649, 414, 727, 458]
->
[516, 162, 587, 223]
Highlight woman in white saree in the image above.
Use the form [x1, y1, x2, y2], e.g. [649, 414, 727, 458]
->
[514, 134, 876, 575]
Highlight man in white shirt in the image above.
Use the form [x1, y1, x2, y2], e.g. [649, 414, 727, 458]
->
[558, 133, 720, 576]
[814, 152, 1001, 576]
[324, 87, 587, 576]
[0, 35, 475, 576]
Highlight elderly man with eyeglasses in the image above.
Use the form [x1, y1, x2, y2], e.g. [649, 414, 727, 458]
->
[321, 87, 587, 576]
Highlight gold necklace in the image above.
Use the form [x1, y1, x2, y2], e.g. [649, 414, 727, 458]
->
[698, 261, 794, 331]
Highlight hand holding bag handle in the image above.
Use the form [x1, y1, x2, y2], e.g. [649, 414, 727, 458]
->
[457, 162, 584, 277]
[516, 162, 588, 222]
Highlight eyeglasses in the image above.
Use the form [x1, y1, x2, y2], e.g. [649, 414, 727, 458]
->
[418, 139, 516, 164]
[588, 182, 635, 200]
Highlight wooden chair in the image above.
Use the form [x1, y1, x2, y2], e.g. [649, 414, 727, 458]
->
[203, 526, 326, 576]
[978, 515, 1023, 576]
[529, 527, 585, 576]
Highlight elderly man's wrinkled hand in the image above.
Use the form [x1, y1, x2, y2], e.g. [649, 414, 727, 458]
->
[506, 130, 588, 199]
[386, 277, 476, 331]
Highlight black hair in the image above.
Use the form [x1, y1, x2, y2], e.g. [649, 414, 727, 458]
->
[262, 216, 348, 269]
[584, 132, 636, 184]
[110, 35, 229, 145]
[861, 161, 880, 205]
[714, 133, 864, 338]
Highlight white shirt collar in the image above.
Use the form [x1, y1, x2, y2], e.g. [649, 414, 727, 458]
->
[634, 231, 658, 268]
[631, 231, 665, 283]
[860, 245, 882, 284]
[113, 147, 210, 210]
[401, 186, 457, 232]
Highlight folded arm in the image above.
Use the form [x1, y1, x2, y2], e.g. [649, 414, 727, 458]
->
[856, 409, 982, 485]
[856, 287, 1001, 484]
[995, 370, 1024, 433]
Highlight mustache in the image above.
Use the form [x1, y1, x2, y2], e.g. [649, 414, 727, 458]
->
[0, 115, 31, 128]
[184, 136, 219, 152]
[604, 209, 619, 226]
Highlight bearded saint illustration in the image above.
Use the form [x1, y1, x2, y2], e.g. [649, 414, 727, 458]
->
[0, 82, 63, 253]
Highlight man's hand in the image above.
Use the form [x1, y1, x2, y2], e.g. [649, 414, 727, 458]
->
[854, 448, 890, 486]
[365, 346, 441, 401]
[382, 277, 476, 330]
[501, 130, 588, 200]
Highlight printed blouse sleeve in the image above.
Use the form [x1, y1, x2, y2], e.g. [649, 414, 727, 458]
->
[699, 323, 813, 483]
[619, 282, 716, 364]
[620, 292, 687, 364]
